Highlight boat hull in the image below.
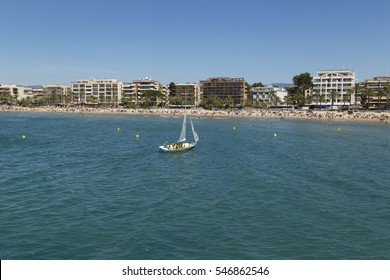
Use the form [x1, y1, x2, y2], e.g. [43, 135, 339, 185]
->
[159, 143, 196, 153]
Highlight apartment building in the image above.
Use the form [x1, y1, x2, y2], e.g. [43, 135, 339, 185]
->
[312, 70, 356, 106]
[173, 83, 200, 107]
[71, 78, 122, 104]
[0, 84, 34, 101]
[200, 77, 247, 106]
[122, 77, 164, 104]
[361, 76, 390, 109]
[250, 85, 287, 106]
[44, 85, 71, 96]
[361, 76, 390, 91]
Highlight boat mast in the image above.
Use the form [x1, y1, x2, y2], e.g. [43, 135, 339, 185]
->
[178, 92, 187, 143]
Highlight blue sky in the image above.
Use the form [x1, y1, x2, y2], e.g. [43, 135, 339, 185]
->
[1, 0, 389, 86]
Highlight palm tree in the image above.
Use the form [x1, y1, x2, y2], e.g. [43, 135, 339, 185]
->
[225, 96, 234, 108]
[360, 88, 373, 109]
[86, 95, 93, 105]
[313, 90, 320, 106]
[306, 94, 313, 106]
[319, 94, 325, 108]
[350, 83, 361, 105]
[329, 90, 338, 108]
[376, 86, 387, 110]
[269, 92, 280, 107]
[13, 92, 19, 105]
[342, 92, 351, 106]
[283, 93, 291, 106]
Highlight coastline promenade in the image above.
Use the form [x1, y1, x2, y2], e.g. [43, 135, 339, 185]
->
[1, 105, 389, 123]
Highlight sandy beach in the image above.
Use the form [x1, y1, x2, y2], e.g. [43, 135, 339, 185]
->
[1, 105, 389, 123]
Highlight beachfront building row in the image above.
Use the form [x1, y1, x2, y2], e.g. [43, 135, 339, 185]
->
[2, 72, 390, 108]
[0, 85, 30, 102]
[311, 70, 390, 108]
[0, 84, 71, 102]
[1, 77, 245, 107]
[70, 77, 172, 106]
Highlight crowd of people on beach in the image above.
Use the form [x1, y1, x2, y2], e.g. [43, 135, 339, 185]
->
[1, 105, 389, 123]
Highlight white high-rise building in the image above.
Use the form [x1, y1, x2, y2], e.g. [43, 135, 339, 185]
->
[312, 70, 356, 106]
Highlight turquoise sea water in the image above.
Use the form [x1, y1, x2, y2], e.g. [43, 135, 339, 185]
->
[0, 112, 389, 260]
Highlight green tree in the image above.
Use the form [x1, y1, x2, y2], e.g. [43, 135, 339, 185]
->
[253, 99, 266, 109]
[86, 95, 94, 105]
[245, 82, 251, 93]
[352, 83, 362, 105]
[19, 96, 32, 107]
[168, 82, 175, 97]
[313, 90, 320, 106]
[284, 93, 294, 106]
[292, 72, 313, 106]
[168, 94, 176, 107]
[376, 89, 385, 110]
[143, 90, 164, 107]
[342, 92, 351, 105]
[251, 82, 264, 88]
[329, 90, 338, 108]
[286, 86, 304, 106]
[269, 92, 277, 106]
[319, 94, 325, 108]
[200, 96, 223, 109]
[306, 94, 313, 106]
[361, 88, 373, 109]
[79, 88, 85, 104]
[13, 92, 19, 105]
[225, 96, 234, 108]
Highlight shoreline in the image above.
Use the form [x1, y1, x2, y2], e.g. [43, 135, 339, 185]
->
[1, 105, 389, 123]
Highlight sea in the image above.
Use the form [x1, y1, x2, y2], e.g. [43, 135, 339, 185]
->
[0, 112, 389, 260]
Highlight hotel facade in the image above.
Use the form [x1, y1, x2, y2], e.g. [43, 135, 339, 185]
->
[361, 76, 390, 109]
[173, 83, 201, 107]
[122, 77, 165, 104]
[312, 70, 356, 106]
[0, 84, 34, 101]
[71, 78, 122, 105]
[200, 77, 247, 106]
[250, 85, 288, 106]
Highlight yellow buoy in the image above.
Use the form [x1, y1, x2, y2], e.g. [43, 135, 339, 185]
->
[22, 135, 26, 139]
[136, 134, 139, 139]
[337, 127, 341, 132]
[233, 126, 236, 130]
[274, 133, 277, 138]
[117, 127, 120, 132]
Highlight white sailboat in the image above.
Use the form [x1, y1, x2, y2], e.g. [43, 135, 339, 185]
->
[159, 109, 199, 153]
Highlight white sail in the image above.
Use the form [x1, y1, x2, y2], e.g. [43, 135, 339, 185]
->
[190, 117, 199, 143]
[178, 110, 187, 142]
